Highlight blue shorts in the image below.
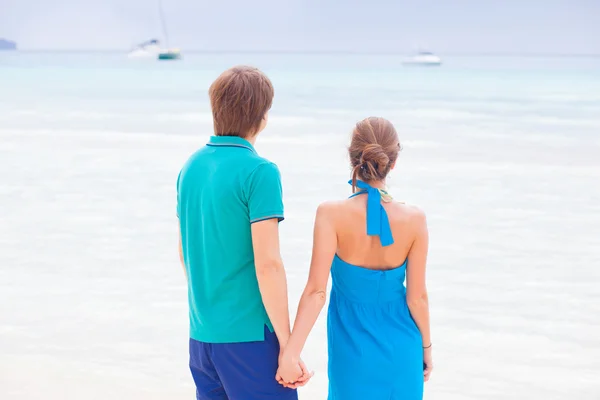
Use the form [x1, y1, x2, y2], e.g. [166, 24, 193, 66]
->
[189, 325, 298, 400]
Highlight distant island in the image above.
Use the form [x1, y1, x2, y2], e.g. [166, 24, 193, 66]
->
[0, 39, 17, 50]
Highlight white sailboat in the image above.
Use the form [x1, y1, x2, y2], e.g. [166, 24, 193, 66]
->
[402, 50, 442, 66]
[157, 0, 181, 60]
[127, 39, 161, 58]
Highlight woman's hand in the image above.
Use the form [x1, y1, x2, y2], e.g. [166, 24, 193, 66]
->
[275, 349, 313, 388]
[423, 346, 433, 382]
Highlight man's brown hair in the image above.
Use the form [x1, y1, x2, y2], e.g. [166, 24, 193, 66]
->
[208, 66, 274, 138]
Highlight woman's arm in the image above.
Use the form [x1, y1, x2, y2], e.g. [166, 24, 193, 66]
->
[406, 209, 433, 380]
[283, 203, 337, 360]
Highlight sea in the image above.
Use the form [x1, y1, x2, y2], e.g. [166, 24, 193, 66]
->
[1, 52, 599, 400]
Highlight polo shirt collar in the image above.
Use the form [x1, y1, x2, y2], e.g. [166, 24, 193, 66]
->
[207, 136, 257, 154]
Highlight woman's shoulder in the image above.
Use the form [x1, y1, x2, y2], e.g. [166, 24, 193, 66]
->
[389, 201, 427, 225]
[315, 199, 345, 215]
[395, 201, 425, 214]
[315, 199, 355, 222]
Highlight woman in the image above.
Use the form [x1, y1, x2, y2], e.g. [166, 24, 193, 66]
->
[277, 117, 432, 399]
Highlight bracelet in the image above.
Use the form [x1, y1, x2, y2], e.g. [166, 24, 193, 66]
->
[423, 343, 432, 349]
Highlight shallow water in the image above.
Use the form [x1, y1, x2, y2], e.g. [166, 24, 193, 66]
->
[1, 53, 599, 399]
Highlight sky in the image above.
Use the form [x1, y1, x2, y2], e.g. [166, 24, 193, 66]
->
[0, 0, 598, 54]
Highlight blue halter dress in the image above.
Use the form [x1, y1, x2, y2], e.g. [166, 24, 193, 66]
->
[327, 180, 424, 399]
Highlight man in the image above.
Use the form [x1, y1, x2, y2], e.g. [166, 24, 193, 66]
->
[176, 66, 309, 400]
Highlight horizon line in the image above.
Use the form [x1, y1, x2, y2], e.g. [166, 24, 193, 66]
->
[2, 49, 600, 58]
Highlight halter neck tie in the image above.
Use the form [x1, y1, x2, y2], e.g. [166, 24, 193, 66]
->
[349, 180, 394, 247]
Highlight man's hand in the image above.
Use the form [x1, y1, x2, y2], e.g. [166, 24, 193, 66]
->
[275, 349, 313, 389]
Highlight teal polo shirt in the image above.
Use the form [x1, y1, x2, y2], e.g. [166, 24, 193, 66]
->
[177, 135, 283, 343]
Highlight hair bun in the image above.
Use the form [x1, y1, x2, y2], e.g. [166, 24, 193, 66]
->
[360, 143, 390, 176]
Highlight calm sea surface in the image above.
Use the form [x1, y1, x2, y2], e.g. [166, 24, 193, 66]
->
[1, 53, 599, 399]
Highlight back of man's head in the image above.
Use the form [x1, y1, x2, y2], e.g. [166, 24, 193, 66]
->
[209, 66, 274, 139]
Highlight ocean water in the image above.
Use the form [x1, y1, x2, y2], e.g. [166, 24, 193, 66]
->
[1, 53, 599, 400]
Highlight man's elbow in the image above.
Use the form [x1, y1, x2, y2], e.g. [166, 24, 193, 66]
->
[255, 257, 284, 277]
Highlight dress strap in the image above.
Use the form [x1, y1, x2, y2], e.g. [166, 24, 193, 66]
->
[348, 180, 394, 247]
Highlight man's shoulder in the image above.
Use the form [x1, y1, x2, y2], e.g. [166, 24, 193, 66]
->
[244, 156, 282, 189]
[234, 150, 278, 182]
[179, 148, 280, 192]
[245, 150, 277, 167]
[180, 147, 209, 170]
[250, 155, 279, 172]
[196, 142, 275, 170]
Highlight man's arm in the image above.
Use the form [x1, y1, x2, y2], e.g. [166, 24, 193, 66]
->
[251, 218, 291, 347]
[245, 161, 290, 345]
[176, 170, 186, 279]
[178, 224, 186, 279]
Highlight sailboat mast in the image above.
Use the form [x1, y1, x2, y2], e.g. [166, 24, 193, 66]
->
[158, 0, 169, 48]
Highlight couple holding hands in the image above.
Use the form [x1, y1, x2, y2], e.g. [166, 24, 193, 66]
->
[177, 66, 432, 400]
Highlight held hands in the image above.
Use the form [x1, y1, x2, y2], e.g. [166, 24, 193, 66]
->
[275, 348, 314, 389]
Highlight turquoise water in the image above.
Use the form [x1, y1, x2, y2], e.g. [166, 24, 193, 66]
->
[1, 53, 599, 399]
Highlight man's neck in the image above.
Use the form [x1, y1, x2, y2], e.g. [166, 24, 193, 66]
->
[246, 134, 258, 146]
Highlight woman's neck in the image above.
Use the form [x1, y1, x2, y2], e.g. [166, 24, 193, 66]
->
[364, 179, 386, 189]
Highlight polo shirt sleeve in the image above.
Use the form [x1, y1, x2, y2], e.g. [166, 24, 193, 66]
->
[246, 162, 284, 224]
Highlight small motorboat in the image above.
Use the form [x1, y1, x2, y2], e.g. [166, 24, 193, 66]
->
[402, 51, 442, 66]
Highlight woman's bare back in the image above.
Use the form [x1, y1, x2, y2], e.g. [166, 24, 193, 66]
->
[323, 194, 425, 270]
